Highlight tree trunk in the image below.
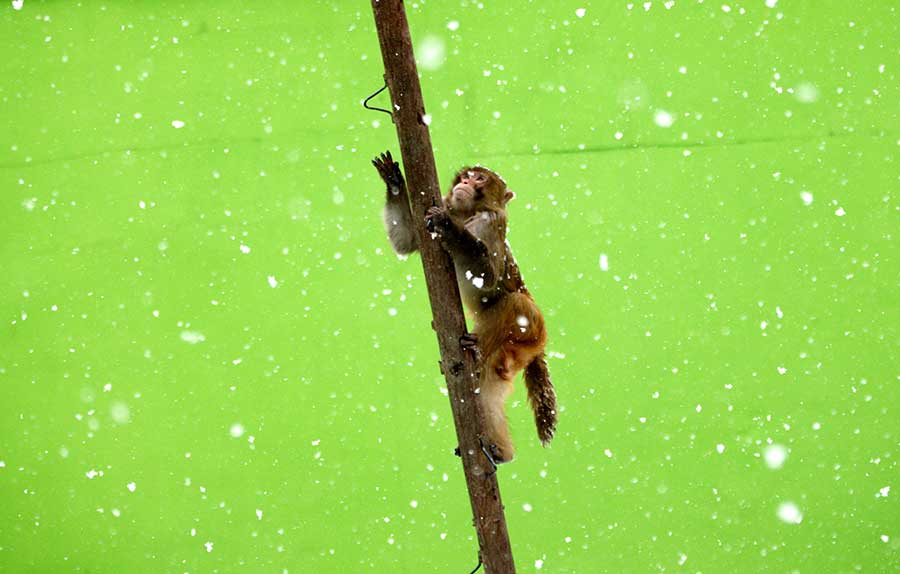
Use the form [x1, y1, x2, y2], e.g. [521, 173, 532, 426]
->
[370, 1, 516, 572]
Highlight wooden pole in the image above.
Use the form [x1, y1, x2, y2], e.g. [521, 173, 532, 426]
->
[370, 1, 516, 572]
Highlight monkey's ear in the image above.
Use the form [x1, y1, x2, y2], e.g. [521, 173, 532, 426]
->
[504, 190, 516, 204]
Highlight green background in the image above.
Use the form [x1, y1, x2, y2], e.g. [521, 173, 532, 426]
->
[2, 1, 898, 572]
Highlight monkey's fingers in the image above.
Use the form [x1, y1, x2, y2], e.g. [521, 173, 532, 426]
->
[478, 438, 499, 475]
[459, 333, 481, 361]
[379, 151, 397, 170]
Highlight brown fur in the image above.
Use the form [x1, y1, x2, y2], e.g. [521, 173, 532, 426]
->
[375, 156, 558, 463]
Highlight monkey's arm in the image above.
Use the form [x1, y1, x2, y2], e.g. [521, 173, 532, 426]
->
[373, 151, 418, 255]
[426, 208, 506, 290]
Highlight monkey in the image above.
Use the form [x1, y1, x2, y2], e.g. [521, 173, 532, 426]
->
[372, 150, 557, 464]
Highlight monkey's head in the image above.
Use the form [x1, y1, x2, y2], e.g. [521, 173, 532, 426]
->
[446, 166, 515, 215]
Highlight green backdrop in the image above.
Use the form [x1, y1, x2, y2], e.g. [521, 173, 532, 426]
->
[2, 1, 898, 572]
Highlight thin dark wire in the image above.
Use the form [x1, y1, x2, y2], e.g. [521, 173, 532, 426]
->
[469, 554, 483, 574]
[363, 82, 393, 116]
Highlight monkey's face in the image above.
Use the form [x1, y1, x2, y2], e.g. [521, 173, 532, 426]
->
[447, 167, 512, 214]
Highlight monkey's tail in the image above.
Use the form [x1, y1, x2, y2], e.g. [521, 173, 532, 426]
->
[524, 353, 557, 446]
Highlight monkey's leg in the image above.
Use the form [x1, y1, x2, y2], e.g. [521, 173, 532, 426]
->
[478, 370, 515, 464]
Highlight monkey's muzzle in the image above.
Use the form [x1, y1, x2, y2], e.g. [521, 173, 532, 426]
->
[452, 183, 475, 199]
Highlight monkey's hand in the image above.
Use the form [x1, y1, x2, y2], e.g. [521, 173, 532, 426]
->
[425, 205, 451, 235]
[372, 150, 405, 197]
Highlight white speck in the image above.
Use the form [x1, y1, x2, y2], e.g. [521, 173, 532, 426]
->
[761, 320, 768, 330]
[777, 501, 803, 524]
[777, 366, 787, 375]
[678, 66, 688, 74]
[877, 486, 891, 498]
[764, 444, 788, 469]
[111, 401, 131, 424]
[599, 253, 610, 271]
[794, 82, 819, 103]
[765, 0, 778, 7]
[267, 275, 279, 288]
[516, 315, 529, 328]
[812, 421, 821, 430]
[232, 358, 242, 365]
[522, 503, 533, 512]
[229, 423, 245, 438]
[575, 8, 586, 18]
[422, 113, 432, 126]
[86, 469, 100, 479]
[614, 131, 624, 140]
[409, 500, 418, 508]
[12, 0, 24, 10]
[881, 534, 890, 543]
[447, 20, 460, 31]
[653, 109, 674, 128]
[171, 120, 185, 129]
[204, 541, 214, 553]
[138, 200, 146, 209]
[776, 306, 784, 319]
[721, 4, 731, 13]
[695, 404, 703, 413]
[678, 553, 688, 566]
[716, 444, 726, 454]
[111, 508, 121, 518]
[239, 244, 251, 254]
[471, 276, 485, 289]
[603, 448, 613, 458]
[535, 558, 544, 569]
[256, 509, 263, 520]
[180, 331, 206, 344]
[388, 308, 398, 317]
[126, 482, 136, 492]
[417, 35, 445, 71]
[835, 207, 846, 217]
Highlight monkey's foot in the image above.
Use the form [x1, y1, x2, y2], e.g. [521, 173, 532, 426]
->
[485, 441, 513, 466]
[478, 439, 499, 475]
[459, 332, 481, 361]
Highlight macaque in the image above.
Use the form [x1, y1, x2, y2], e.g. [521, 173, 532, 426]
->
[372, 151, 557, 463]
